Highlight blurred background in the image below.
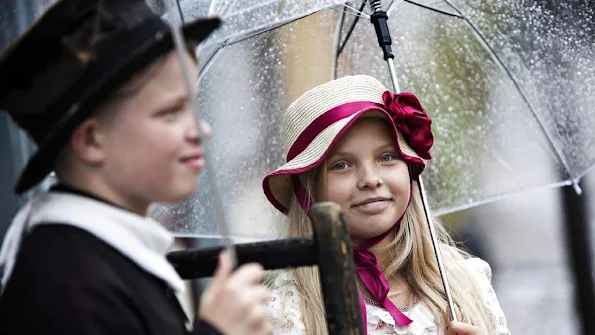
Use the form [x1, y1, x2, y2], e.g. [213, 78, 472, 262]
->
[2, 0, 595, 333]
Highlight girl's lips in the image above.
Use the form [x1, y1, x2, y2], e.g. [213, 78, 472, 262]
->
[352, 199, 392, 214]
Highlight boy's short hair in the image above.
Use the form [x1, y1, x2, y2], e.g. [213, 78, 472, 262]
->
[53, 52, 169, 177]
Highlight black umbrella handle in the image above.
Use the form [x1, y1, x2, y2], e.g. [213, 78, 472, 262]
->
[370, 8, 394, 61]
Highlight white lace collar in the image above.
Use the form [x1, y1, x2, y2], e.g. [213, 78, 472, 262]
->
[366, 301, 439, 334]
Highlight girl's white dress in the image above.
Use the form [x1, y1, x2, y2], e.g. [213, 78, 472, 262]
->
[267, 258, 510, 334]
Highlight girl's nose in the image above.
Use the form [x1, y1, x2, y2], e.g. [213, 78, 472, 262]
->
[356, 164, 383, 190]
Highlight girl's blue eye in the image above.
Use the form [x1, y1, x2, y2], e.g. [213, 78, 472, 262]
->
[332, 161, 348, 170]
[379, 154, 394, 162]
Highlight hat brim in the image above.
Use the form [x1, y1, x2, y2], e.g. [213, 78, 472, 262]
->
[262, 107, 424, 214]
[14, 17, 221, 194]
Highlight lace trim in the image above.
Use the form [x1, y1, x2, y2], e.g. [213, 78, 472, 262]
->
[366, 302, 438, 334]
[363, 296, 420, 312]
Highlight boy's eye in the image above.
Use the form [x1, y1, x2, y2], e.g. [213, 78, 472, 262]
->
[157, 106, 183, 118]
[164, 108, 182, 115]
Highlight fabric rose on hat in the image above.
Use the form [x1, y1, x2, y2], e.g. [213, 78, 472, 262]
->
[382, 91, 434, 160]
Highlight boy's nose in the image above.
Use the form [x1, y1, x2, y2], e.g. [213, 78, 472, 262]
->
[187, 119, 212, 145]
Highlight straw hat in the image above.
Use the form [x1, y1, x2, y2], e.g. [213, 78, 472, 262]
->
[0, 0, 220, 194]
[262, 75, 434, 214]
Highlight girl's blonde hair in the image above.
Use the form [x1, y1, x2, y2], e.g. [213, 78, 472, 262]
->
[284, 164, 493, 334]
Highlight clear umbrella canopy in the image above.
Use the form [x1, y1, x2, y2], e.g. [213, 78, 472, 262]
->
[150, 0, 595, 240]
[159, 0, 348, 73]
[337, 0, 595, 213]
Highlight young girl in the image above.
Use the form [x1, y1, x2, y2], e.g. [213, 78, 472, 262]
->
[263, 75, 509, 334]
[0, 1, 270, 334]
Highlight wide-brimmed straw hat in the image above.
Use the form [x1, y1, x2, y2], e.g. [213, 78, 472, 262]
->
[262, 75, 434, 214]
[0, 0, 220, 194]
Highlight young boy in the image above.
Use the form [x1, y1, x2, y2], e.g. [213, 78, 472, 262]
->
[0, 1, 271, 334]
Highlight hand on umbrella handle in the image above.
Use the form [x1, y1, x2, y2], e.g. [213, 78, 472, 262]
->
[199, 251, 272, 335]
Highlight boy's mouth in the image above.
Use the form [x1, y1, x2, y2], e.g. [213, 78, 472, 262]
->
[180, 153, 204, 171]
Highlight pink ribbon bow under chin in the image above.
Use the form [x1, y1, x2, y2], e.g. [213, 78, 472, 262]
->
[351, 185, 415, 332]
[382, 91, 434, 160]
[353, 243, 413, 332]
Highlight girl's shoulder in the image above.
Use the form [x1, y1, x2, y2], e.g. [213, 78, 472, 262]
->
[460, 257, 493, 282]
[459, 257, 510, 334]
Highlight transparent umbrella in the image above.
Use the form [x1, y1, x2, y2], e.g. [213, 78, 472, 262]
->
[154, 0, 594, 242]
[150, 0, 595, 328]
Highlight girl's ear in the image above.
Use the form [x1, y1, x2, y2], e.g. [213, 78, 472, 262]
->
[70, 118, 106, 165]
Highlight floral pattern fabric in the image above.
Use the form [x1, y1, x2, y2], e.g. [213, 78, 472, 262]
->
[267, 258, 510, 335]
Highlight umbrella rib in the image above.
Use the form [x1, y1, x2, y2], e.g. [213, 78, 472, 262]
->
[341, 2, 372, 17]
[197, 43, 225, 81]
[332, 7, 370, 19]
[403, 0, 462, 18]
[196, 7, 331, 81]
[337, 0, 369, 57]
[439, 0, 581, 194]
[175, 0, 185, 23]
[200, 2, 342, 50]
[386, 0, 405, 16]
[433, 180, 575, 217]
[197, 2, 352, 79]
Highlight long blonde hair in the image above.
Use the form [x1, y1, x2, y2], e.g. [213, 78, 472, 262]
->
[285, 165, 493, 334]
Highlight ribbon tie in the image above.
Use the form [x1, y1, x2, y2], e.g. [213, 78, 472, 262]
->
[352, 184, 414, 332]
[353, 226, 413, 332]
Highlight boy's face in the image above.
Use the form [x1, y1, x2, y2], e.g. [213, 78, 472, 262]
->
[98, 52, 205, 206]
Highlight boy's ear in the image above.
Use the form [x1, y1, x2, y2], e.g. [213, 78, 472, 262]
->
[70, 119, 106, 165]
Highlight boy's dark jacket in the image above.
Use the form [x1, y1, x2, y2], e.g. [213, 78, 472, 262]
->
[0, 185, 221, 335]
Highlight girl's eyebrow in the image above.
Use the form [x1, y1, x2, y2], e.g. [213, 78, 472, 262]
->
[330, 142, 395, 158]
[329, 151, 351, 158]
[376, 143, 396, 151]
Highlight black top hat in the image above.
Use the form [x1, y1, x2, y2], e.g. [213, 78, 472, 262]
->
[0, 0, 220, 194]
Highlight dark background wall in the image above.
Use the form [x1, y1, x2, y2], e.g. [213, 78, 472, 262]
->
[0, 0, 55, 241]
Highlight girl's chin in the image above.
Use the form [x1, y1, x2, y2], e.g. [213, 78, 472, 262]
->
[349, 228, 394, 244]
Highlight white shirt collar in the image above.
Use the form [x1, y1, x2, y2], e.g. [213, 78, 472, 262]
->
[0, 192, 185, 294]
